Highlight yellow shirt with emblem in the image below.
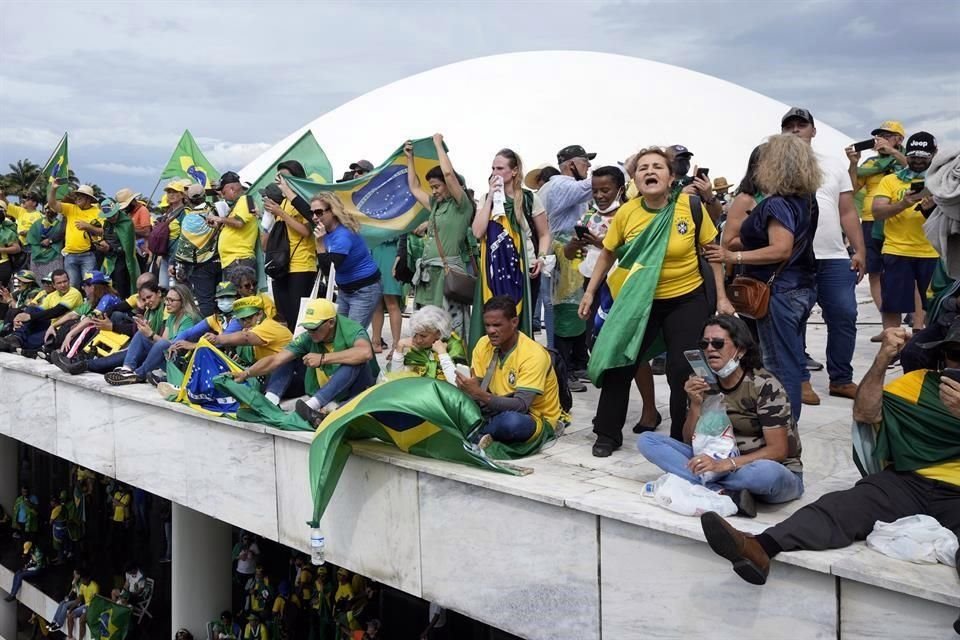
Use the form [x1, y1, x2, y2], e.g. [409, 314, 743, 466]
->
[79, 580, 99, 605]
[250, 317, 293, 361]
[875, 174, 938, 258]
[42, 287, 83, 311]
[471, 332, 562, 432]
[858, 169, 888, 222]
[280, 199, 318, 273]
[218, 198, 259, 267]
[60, 202, 101, 254]
[5, 203, 42, 239]
[603, 193, 718, 300]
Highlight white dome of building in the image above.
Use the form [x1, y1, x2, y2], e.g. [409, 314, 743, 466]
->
[240, 51, 853, 191]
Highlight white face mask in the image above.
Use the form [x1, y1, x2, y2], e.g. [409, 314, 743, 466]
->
[595, 188, 623, 214]
[217, 298, 235, 313]
[712, 352, 742, 378]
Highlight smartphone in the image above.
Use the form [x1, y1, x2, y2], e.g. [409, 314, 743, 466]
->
[696, 167, 710, 180]
[455, 364, 472, 379]
[852, 139, 876, 153]
[909, 181, 925, 193]
[942, 368, 960, 384]
[683, 349, 717, 384]
[574, 225, 589, 239]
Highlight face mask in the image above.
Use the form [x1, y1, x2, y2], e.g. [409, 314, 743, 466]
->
[596, 198, 621, 214]
[217, 299, 235, 313]
[712, 352, 742, 378]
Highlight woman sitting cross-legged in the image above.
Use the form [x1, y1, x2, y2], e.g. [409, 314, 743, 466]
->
[387, 305, 467, 384]
[637, 315, 804, 516]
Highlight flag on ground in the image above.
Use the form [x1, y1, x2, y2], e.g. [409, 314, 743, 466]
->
[246, 130, 333, 205]
[284, 137, 441, 247]
[160, 129, 221, 188]
[38, 133, 70, 199]
[86, 595, 132, 640]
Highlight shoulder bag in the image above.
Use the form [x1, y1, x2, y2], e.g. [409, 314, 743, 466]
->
[432, 213, 478, 305]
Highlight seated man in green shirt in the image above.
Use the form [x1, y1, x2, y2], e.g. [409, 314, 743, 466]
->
[233, 299, 378, 426]
[0, 268, 82, 354]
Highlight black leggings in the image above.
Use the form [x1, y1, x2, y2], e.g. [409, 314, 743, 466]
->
[0, 261, 11, 290]
[273, 271, 318, 332]
[593, 286, 711, 445]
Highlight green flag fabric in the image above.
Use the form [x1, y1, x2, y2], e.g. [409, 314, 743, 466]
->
[160, 129, 221, 188]
[100, 210, 141, 295]
[86, 595, 132, 640]
[586, 199, 674, 385]
[39, 133, 71, 199]
[246, 130, 333, 205]
[284, 137, 441, 247]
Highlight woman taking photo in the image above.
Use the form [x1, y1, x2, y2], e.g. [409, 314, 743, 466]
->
[638, 315, 804, 517]
[579, 146, 733, 457]
[704, 134, 819, 421]
[469, 148, 550, 350]
[405, 134, 473, 341]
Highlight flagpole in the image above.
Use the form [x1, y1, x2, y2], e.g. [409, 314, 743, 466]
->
[146, 177, 163, 205]
[25, 132, 66, 196]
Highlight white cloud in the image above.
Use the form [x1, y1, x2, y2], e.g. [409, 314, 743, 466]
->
[86, 162, 159, 177]
[197, 140, 273, 170]
[0, 127, 65, 149]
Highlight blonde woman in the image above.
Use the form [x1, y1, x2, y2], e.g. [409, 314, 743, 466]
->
[704, 134, 821, 421]
[309, 193, 382, 327]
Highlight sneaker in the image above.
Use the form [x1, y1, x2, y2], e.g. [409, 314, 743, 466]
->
[567, 376, 587, 393]
[51, 352, 88, 375]
[651, 354, 666, 375]
[801, 381, 821, 405]
[295, 399, 325, 427]
[805, 356, 824, 371]
[105, 369, 141, 386]
[146, 369, 167, 387]
[157, 381, 180, 400]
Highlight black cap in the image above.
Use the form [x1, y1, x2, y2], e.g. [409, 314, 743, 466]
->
[217, 171, 243, 190]
[556, 145, 597, 164]
[905, 131, 937, 157]
[781, 107, 815, 128]
[919, 318, 960, 350]
[349, 160, 374, 172]
[669, 144, 693, 157]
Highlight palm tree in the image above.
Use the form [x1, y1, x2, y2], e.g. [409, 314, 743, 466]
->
[67, 169, 80, 189]
[4, 159, 41, 195]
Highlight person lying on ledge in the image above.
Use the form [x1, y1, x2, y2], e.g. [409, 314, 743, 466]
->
[700, 327, 960, 602]
[233, 299, 378, 427]
[638, 315, 804, 517]
[457, 295, 562, 452]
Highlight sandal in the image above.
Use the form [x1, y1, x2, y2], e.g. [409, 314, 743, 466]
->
[632, 410, 663, 434]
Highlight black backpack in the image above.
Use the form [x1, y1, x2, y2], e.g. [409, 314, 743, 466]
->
[264, 220, 291, 279]
[547, 346, 573, 413]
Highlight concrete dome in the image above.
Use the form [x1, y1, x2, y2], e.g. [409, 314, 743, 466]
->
[240, 51, 853, 191]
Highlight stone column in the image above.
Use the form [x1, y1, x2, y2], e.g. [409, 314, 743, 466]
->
[170, 503, 232, 638]
[0, 435, 18, 640]
[0, 590, 16, 640]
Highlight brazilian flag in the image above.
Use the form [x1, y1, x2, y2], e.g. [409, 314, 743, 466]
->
[160, 129, 221, 188]
[305, 377, 522, 525]
[86, 595, 131, 640]
[246, 130, 334, 205]
[39, 133, 71, 199]
[283, 137, 441, 247]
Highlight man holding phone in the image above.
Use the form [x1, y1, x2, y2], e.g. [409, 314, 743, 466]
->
[870, 132, 939, 332]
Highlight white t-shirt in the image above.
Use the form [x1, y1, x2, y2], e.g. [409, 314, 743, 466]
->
[236, 542, 260, 574]
[812, 151, 855, 260]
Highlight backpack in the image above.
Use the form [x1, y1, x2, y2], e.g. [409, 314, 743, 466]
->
[146, 207, 181, 257]
[547, 346, 573, 413]
[264, 220, 293, 279]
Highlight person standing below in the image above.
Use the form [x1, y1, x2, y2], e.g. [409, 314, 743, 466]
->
[24, 203, 65, 280]
[405, 134, 473, 340]
[47, 183, 101, 289]
[779, 107, 866, 404]
[845, 120, 907, 315]
[210, 171, 259, 282]
[173, 184, 222, 316]
[871, 132, 939, 333]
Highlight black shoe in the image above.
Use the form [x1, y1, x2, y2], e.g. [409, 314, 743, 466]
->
[19, 347, 39, 359]
[4, 595, 14, 602]
[295, 399, 324, 427]
[729, 488, 757, 518]
[804, 356, 824, 372]
[55, 354, 88, 376]
[146, 369, 167, 387]
[0, 336, 18, 353]
[632, 410, 663, 434]
[567, 376, 587, 392]
[591, 437, 618, 458]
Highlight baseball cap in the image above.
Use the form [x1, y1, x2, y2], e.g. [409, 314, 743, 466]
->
[231, 296, 264, 319]
[82, 271, 110, 286]
[215, 281, 238, 298]
[185, 184, 206, 200]
[164, 180, 187, 194]
[299, 298, 337, 329]
[918, 318, 960, 350]
[669, 144, 693, 158]
[41, 273, 54, 284]
[23, 541, 32, 554]
[556, 145, 597, 164]
[98, 198, 120, 219]
[781, 107, 815, 127]
[217, 171, 243, 190]
[905, 131, 937, 158]
[349, 160, 374, 173]
[14, 269, 37, 284]
[871, 120, 906, 137]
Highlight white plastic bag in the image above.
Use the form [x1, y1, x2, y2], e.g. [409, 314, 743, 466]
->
[691, 394, 738, 483]
[866, 514, 958, 566]
[651, 473, 737, 517]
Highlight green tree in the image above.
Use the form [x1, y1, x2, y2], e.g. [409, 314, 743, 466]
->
[4, 159, 41, 195]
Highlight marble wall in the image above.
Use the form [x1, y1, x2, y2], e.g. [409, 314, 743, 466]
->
[840, 579, 958, 640]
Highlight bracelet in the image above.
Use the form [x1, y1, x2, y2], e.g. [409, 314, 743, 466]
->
[729, 458, 737, 470]
[736, 251, 742, 265]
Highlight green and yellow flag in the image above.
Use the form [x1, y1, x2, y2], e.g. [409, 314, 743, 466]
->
[160, 129, 221, 188]
[284, 137, 441, 247]
[39, 133, 71, 199]
[246, 130, 333, 205]
[86, 595, 132, 640]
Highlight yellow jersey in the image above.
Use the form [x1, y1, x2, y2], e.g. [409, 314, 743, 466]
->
[61, 202, 101, 254]
[250, 317, 293, 361]
[218, 198, 259, 267]
[5, 203, 42, 239]
[875, 174, 938, 258]
[281, 199, 318, 273]
[42, 287, 83, 311]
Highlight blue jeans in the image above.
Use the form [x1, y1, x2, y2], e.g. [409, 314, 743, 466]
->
[757, 287, 816, 422]
[637, 433, 804, 503]
[311, 362, 375, 407]
[479, 411, 536, 443]
[181, 260, 221, 318]
[804, 259, 858, 385]
[88, 350, 127, 373]
[53, 598, 73, 627]
[337, 281, 383, 329]
[265, 359, 296, 399]
[538, 272, 555, 349]
[10, 567, 41, 596]
[12, 317, 51, 350]
[64, 252, 97, 289]
[122, 332, 170, 379]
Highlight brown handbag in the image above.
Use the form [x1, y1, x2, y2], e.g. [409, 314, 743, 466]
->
[431, 214, 478, 305]
[726, 262, 786, 319]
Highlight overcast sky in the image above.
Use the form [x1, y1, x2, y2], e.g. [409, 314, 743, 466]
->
[1, 0, 957, 196]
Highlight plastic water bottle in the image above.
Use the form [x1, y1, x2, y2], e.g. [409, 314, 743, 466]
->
[492, 175, 506, 217]
[310, 528, 326, 566]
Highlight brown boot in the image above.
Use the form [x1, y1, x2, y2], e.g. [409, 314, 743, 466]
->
[801, 381, 820, 405]
[700, 511, 770, 585]
[828, 382, 858, 399]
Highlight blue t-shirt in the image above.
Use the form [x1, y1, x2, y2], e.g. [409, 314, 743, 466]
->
[740, 194, 818, 291]
[325, 225, 378, 288]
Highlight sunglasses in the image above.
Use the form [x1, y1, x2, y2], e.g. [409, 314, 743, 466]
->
[698, 338, 727, 351]
[311, 206, 332, 214]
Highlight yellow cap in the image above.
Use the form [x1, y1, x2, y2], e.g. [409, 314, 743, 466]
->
[871, 120, 905, 137]
[163, 180, 188, 194]
[299, 299, 337, 329]
[23, 541, 33, 554]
